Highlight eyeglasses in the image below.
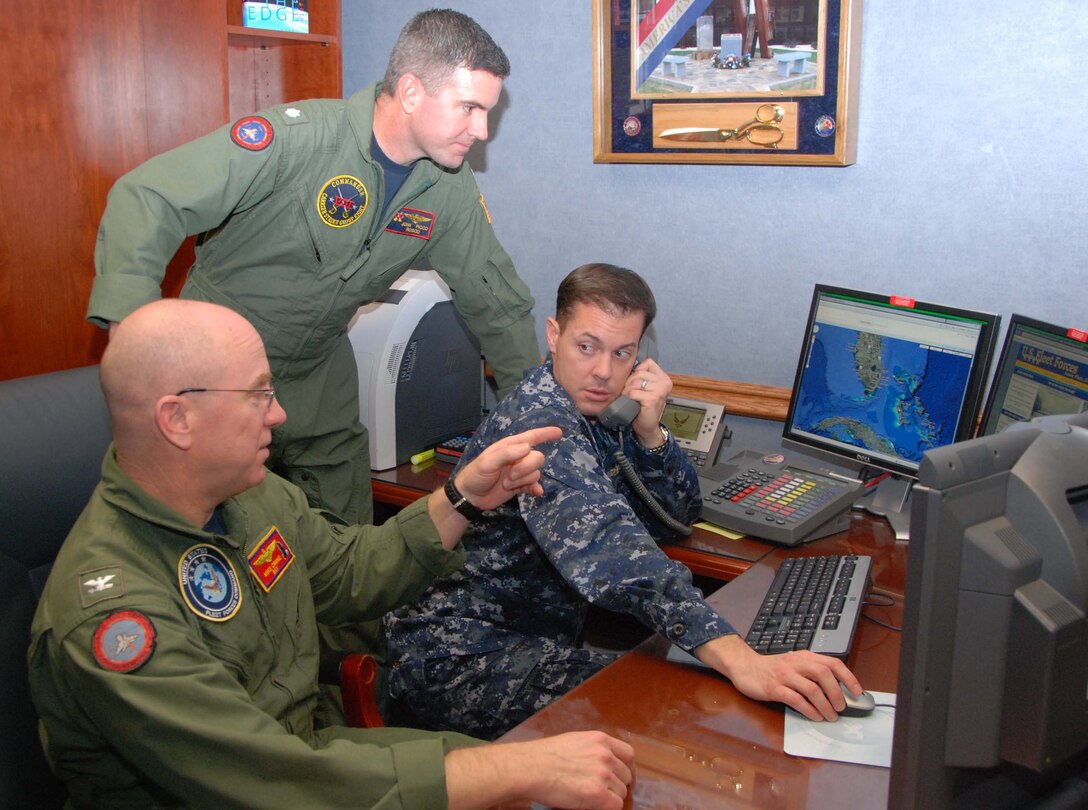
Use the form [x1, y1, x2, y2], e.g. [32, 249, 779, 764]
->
[176, 387, 277, 403]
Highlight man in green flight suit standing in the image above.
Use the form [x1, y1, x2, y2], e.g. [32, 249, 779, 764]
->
[87, 9, 539, 528]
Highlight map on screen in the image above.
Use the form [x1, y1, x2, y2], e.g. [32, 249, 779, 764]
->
[791, 323, 973, 466]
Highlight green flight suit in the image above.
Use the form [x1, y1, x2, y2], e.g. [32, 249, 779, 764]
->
[28, 447, 480, 809]
[87, 83, 540, 526]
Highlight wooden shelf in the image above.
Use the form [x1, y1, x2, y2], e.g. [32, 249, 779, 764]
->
[226, 24, 337, 47]
[225, 0, 342, 119]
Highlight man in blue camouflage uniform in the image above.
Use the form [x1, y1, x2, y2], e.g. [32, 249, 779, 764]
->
[384, 263, 863, 740]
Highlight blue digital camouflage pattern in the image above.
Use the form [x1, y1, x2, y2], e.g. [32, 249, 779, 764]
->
[384, 360, 737, 738]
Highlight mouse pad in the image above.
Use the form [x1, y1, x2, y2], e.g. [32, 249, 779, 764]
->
[783, 691, 896, 767]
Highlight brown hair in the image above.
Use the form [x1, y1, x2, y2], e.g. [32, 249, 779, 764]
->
[555, 263, 656, 331]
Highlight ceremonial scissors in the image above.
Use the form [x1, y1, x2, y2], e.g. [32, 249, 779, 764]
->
[658, 104, 785, 148]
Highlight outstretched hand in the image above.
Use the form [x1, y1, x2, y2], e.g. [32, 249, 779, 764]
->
[454, 425, 562, 510]
[697, 633, 863, 721]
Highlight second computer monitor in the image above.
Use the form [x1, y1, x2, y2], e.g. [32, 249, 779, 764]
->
[782, 285, 1000, 478]
[978, 313, 1088, 436]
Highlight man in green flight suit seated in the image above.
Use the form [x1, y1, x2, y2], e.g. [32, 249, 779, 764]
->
[28, 299, 634, 810]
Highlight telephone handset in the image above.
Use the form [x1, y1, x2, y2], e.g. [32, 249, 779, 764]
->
[594, 334, 693, 536]
[598, 335, 658, 430]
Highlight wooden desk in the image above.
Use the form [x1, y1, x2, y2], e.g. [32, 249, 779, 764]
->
[371, 460, 447, 508]
[497, 514, 906, 809]
[372, 461, 777, 581]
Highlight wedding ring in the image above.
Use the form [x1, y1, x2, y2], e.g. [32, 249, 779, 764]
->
[640, 378, 648, 390]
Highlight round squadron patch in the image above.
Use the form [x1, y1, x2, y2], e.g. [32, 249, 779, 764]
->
[317, 175, 368, 228]
[92, 610, 156, 673]
[230, 116, 274, 151]
[178, 545, 242, 621]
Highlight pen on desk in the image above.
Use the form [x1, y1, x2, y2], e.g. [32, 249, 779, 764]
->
[864, 472, 892, 489]
[411, 448, 435, 466]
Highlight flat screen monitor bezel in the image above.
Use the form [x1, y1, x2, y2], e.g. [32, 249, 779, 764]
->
[781, 284, 1000, 479]
[977, 313, 1088, 437]
[889, 413, 1088, 809]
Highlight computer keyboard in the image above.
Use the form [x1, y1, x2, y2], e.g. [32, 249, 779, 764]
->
[698, 449, 863, 546]
[745, 553, 872, 659]
[434, 432, 473, 463]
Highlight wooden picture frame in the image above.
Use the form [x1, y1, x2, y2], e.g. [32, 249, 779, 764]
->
[593, 0, 863, 166]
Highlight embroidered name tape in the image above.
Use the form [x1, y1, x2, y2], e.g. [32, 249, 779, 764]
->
[385, 207, 436, 240]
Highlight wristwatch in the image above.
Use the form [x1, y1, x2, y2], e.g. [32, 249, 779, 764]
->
[444, 476, 487, 522]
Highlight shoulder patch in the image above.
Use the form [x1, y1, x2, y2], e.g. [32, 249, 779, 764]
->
[92, 610, 156, 673]
[247, 527, 295, 592]
[178, 545, 242, 621]
[79, 565, 124, 608]
[384, 207, 436, 240]
[230, 115, 274, 151]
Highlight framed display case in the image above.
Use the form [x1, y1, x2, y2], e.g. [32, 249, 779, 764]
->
[593, 0, 862, 166]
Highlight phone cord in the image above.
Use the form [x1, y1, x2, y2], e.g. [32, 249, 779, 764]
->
[614, 428, 693, 537]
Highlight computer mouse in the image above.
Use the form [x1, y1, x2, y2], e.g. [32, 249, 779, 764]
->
[838, 683, 876, 717]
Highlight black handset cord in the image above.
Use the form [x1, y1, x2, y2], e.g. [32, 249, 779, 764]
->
[615, 427, 693, 537]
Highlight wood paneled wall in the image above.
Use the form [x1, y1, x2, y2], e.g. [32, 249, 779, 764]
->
[0, 1, 229, 380]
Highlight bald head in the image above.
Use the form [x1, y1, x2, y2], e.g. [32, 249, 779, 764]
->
[101, 300, 263, 441]
[100, 300, 284, 525]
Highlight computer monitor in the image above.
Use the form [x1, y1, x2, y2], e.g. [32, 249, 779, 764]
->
[889, 411, 1088, 809]
[978, 313, 1088, 437]
[781, 285, 1000, 537]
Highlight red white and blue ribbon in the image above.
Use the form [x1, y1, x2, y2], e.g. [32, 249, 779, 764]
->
[634, 0, 715, 88]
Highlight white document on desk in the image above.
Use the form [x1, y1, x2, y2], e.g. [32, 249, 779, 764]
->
[783, 691, 896, 767]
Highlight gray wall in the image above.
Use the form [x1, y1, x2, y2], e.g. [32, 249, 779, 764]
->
[344, 1, 1088, 389]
